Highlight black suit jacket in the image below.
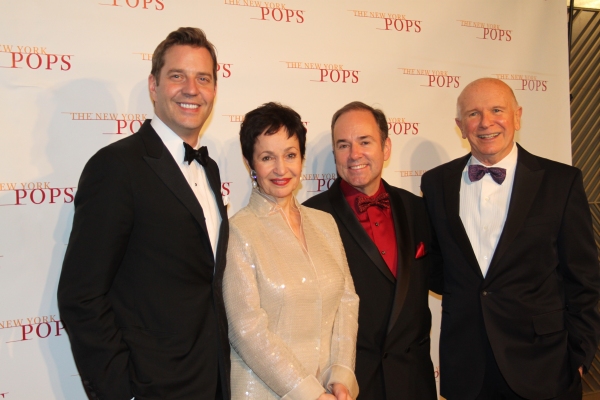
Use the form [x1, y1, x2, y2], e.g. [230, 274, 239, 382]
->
[58, 120, 230, 400]
[304, 178, 440, 400]
[421, 144, 600, 399]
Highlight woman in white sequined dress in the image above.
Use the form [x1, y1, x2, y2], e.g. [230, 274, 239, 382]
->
[223, 103, 359, 400]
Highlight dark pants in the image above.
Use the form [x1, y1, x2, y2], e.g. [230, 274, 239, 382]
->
[215, 377, 223, 400]
[475, 338, 581, 400]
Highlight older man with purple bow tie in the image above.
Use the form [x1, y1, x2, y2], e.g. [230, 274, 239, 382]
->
[421, 77, 600, 400]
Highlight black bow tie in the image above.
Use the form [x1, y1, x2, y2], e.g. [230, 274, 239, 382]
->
[183, 142, 208, 166]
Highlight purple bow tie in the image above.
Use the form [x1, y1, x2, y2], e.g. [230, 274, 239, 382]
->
[468, 164, 506, 184]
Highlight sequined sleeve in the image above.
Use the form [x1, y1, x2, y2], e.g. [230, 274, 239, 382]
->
[319, 218, 360, 398]
[223, 222, 327, 399]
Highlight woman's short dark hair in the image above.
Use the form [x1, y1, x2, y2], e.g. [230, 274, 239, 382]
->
[240, 102, 307, 169]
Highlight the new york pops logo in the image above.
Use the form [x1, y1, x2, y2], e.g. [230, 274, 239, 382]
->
[397, 169, 427, 178]
[400, 68, 460, 89]
[99, 0, 165, 10]
[224, 113, 309, 129]
[2, 315, 64, 344]
[0, 44, 72, 71]
[494, 73, 548, 92]
[388, 117, 419, 136]
[282, 61, 359, 84]
[0, 182, 75, 206]
[63, 111, 148, 135]
[135, 52, 233, 79]
[224, 0, 304, 23]
[349, 9, 421, 33]
[302, 173, 337, 194]
[457, 19, 512, 42]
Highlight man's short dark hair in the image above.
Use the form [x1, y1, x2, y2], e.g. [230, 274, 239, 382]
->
[331, 101, 389, 145]
[239, 102, 307, 170]
[151, 27, 218, 85]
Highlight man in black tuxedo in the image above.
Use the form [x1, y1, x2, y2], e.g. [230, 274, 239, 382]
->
[304, 102, 441, 400]
[58, 28, 230, 400]
[421, 77, 600, 399]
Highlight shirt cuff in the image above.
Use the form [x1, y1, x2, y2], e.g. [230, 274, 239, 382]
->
[321, 364, 359, 399]
[281, 374, 325, 400]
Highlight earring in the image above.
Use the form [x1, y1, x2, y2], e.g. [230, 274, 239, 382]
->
[250, 169, 258, 189]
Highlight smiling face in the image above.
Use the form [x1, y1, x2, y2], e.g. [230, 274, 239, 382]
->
[333, 109, 391, 196]
[456, 78, 522, 166]
[250, 128, 303, 202]
[149, 45, 216, 143]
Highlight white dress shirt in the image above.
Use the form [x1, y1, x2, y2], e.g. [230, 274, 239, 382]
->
[459, 142, 518, 277]
[151, 115, 221, 258]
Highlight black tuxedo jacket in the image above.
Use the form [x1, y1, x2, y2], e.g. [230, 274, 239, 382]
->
[304, 178, 441, 400]
[58, 120, 230, 400]
[421, 144, 600, 399]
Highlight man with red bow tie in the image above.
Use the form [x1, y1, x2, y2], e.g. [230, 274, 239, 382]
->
[421, 78, 600, 400]
[304, 101, 442, 400]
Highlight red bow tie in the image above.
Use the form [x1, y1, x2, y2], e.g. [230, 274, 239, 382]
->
[356, 192, 390, 213]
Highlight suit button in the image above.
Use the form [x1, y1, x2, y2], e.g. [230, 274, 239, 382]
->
[383, 352, 389, 359]
[482, 291, 488, 296]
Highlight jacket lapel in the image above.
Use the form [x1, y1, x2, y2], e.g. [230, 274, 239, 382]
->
[138, 120, 211, 241]
[385, 183, 412, 334]
[203, 156, 229, 266]
[486, 145, 544, 278]
[203, 157, 227, 223]
[327, 178, 395, 283]
[443, 154, 482, 278]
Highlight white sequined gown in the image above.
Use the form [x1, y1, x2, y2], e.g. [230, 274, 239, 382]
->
[223, 189, 359, 400]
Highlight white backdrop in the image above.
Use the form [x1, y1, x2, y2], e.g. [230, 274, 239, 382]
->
[0, 1, 571, 398]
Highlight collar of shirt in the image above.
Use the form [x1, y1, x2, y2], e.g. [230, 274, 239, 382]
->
[151, 114, 201, 164]
[463, 141, 518, 180]
[251, 188, 302, 217]
[340, 179, 387, 214]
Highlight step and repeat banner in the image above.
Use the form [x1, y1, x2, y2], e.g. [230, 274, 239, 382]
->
[0, 1, 570, 398]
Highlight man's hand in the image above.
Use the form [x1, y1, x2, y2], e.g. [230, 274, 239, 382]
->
[331, 383, 353, 400]
[579, 366, 584, 377]
[317, 394, 336, 400]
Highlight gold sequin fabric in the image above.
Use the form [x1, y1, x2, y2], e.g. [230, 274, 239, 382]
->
[223, 190, 359, 400]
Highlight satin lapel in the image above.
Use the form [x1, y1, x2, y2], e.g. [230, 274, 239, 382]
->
[385, 184, 412, 334]
[443, 155, 482, 278]
[203, 157, 227, 224]
[203, 157, 229, 264]
[327, 179, 395, 283]
[486, 146, 544, 279]
[139, 121, 210, 240]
